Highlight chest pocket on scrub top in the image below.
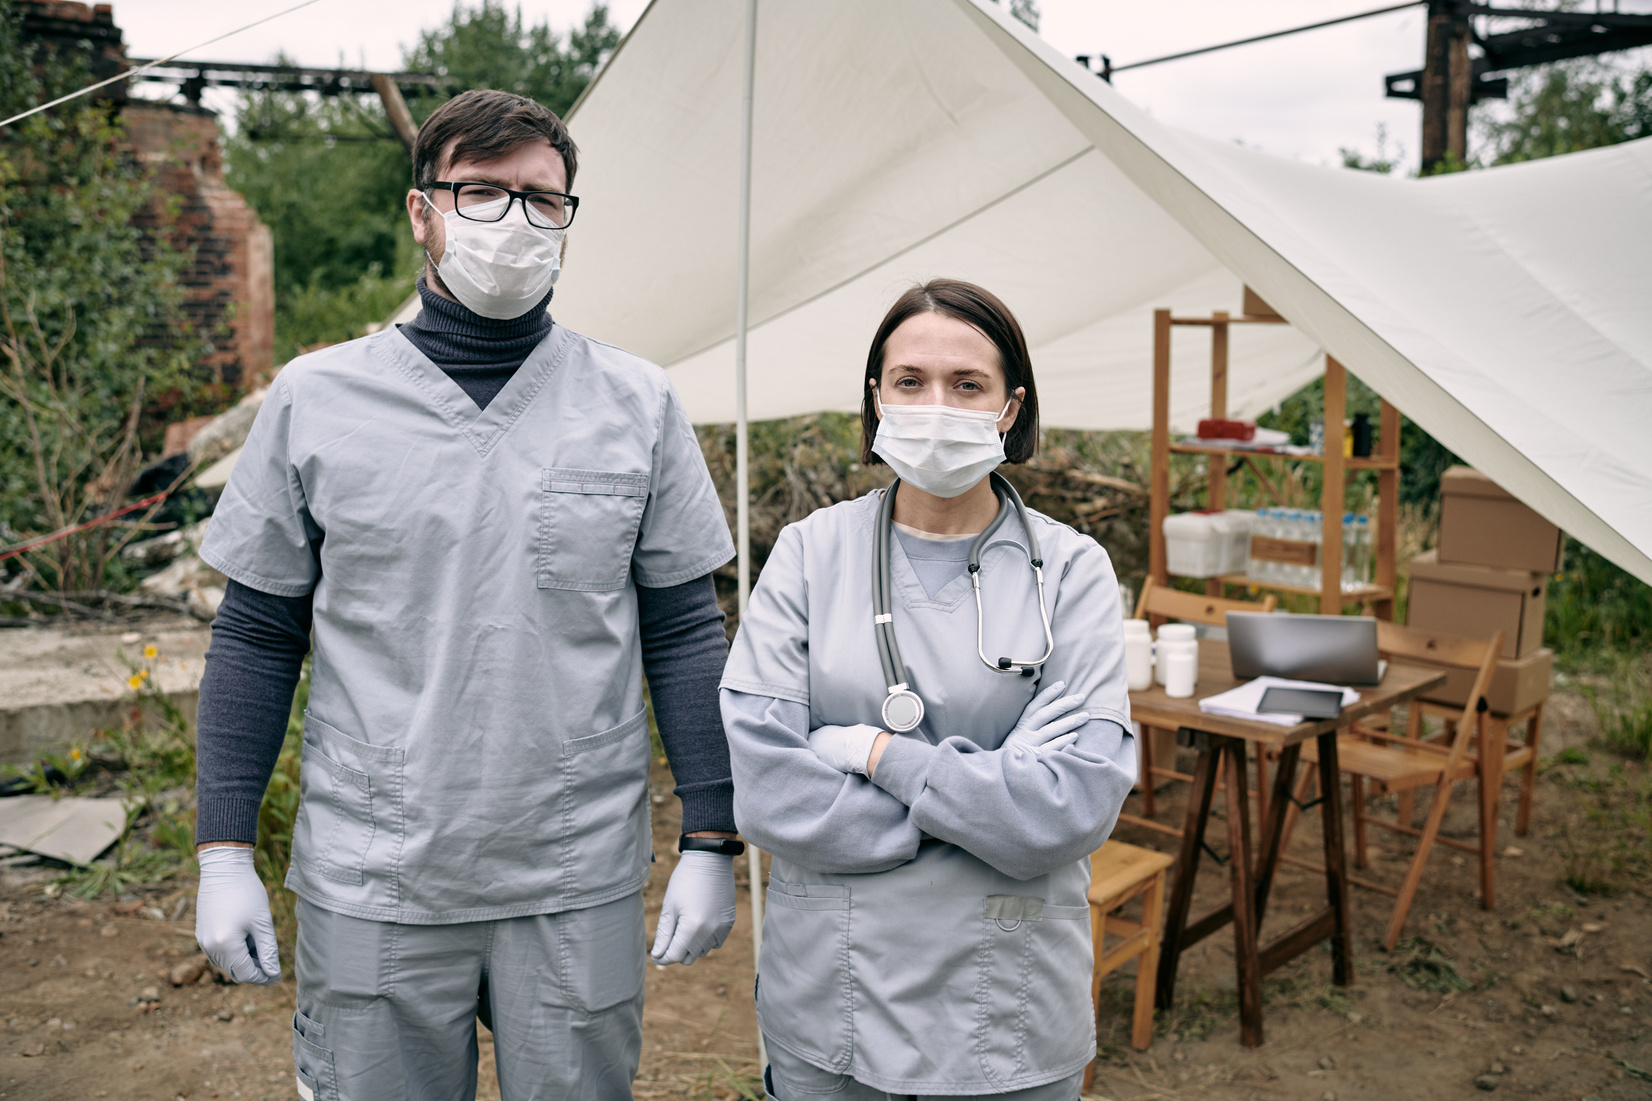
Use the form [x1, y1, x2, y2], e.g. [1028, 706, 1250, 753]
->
[537, 468, 650, 591]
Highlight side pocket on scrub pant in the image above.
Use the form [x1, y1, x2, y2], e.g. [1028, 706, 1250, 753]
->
[294, 714, 405, 888]
[292, 1009, 338, 1101]
[973, 898, 1092, 1087]
[537, 468, 650, 591]
[757, 880, 853, 1073]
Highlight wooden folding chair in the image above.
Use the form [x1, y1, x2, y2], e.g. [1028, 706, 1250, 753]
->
[1122, 577, 1278, 836]
[1282, 621, 1503, 949]
[1084, 841, 1174, 1089]
[1413, 697, 1545, 843]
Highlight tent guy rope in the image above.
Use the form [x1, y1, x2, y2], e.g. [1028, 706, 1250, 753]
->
[0, 0, 326, 130]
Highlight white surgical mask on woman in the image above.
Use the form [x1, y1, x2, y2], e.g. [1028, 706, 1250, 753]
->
[423, 193, 562, 320]
[871, 393, 1013, 498]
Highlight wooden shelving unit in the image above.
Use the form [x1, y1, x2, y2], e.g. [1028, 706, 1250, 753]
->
[1147, 298, 1399, 619]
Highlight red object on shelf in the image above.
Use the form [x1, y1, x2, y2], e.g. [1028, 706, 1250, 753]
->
[1196, 417, 1256, 441]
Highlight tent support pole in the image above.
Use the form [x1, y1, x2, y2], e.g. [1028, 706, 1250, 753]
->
[733, 0, 765, 1072]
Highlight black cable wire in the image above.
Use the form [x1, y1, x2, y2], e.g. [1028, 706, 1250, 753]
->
[1105, 1, 1425, 76]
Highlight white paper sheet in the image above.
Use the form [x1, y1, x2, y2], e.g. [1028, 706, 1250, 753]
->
[1199, 676, 1361, 727]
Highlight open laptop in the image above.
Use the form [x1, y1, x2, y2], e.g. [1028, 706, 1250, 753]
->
[1226, 611, 1383, 686]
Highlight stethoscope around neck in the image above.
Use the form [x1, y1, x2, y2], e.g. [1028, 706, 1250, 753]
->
[873, 472, 1055, 733]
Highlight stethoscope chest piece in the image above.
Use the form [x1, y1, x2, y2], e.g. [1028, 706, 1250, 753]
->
[881, 687, 925, 733]
[871, 473, 1055, 737]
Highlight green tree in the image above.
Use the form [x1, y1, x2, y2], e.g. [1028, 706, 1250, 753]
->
[404, 0, 619, 115]
[223, 2, 621, 361]
[1477, 59, 1652, 164]
[0, 0, 205, 594]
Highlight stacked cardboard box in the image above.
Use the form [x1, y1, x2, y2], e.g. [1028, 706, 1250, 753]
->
[1408, 467, 1560, 714]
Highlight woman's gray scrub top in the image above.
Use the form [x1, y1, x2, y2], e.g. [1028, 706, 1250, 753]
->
[720, 491, 1137, 1095]
[200, 324, 734, 924]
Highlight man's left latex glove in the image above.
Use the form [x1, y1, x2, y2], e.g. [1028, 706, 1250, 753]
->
[650, 850, 737, 966]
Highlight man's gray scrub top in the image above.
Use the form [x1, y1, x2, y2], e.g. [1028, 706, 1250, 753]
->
[200, 324, 734, 924]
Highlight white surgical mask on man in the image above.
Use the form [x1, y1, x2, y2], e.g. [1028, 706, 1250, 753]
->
[423, 192, 562, 320]
[871, 393, 1013, 498]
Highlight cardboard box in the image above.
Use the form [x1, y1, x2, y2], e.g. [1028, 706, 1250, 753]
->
[1438, 466, 1563, 573]
[1415, 647, 1553, 716]
[1407, 550, 1547, 659]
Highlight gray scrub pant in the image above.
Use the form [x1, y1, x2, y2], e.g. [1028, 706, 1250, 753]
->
[763, 1041, 1082, 1101]
[292, 893, 645, 1101]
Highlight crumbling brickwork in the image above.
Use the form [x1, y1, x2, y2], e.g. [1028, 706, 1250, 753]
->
[19, 1, 276, 389]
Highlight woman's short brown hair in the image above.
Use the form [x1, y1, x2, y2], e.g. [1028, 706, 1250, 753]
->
[859, 279, 1040, 466]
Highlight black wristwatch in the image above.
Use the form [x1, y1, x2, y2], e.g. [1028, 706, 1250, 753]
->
[679, 834, 746, 857]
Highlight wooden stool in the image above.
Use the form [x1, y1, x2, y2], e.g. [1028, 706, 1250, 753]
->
[1084, 841, 1175, 1088]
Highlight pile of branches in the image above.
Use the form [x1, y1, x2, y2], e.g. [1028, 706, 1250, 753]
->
[698, 416, 1205, 625]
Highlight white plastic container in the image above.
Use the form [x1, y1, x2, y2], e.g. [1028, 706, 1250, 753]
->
[1163, 644, 1197, 698]
[1124, 629, 1154, 692]
[1154, 624, 1198, 688]
[1163, 512, 1225, 579]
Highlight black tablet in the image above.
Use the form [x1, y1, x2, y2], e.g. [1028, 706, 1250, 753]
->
[1257, 686, 1345, 719]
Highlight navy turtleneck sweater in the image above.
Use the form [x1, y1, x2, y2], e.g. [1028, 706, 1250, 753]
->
[194, 282, 737, 845]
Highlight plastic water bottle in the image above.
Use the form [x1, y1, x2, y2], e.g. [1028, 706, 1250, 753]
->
[1356, 514, 1373, 588]
[1306, 510, 1323, 588]
[1295, 510, 1314, 587]
[1341, 513, 1357, 592]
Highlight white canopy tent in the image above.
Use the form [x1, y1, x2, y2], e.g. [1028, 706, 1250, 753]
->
[551, 0, 1652, 584]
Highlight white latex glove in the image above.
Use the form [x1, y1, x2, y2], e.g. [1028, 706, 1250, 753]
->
[650, 850, 737, 966]
[1003, 679, 1090, 755]
[195, 846, 281, 985]
[807, 723, 884, 775]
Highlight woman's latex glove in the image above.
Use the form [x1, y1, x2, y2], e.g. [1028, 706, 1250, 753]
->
[195, 846, 281, 985]
[1002, 679, 1090, 755]
[650, 850, 737, 966]
[806, 723, 885, 775]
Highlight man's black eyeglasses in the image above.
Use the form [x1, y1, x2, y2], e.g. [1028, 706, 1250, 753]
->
[429, 181, 579, 230]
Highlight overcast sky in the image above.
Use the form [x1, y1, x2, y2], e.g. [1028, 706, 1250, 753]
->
[114, 0, 1652, 169]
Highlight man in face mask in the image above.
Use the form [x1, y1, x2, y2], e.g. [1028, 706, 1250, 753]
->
[191, 89, 742, 1100]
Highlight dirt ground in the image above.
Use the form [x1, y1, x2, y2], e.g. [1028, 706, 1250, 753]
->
[2, 687, 1648, 1101]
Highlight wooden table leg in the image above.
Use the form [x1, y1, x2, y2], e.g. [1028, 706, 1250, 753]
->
[1252, 742, 1302, 929]
[1156, 738, 1221, 1011]
[1317, 730, 1354, 987]
[1224, 738, 1263, 1047]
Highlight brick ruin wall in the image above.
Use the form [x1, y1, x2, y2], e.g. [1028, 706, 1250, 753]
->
[21, 1, 275, 391]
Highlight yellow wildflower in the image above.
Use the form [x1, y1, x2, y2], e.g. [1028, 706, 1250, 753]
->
[139, 668, 150, 680]
[143, 644, 158, 660]
[127, 674, 143, 690]
[69, 749, 82, 761]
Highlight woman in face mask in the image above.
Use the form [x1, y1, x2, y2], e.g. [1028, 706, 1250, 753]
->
[720, 279, 1138, 1101]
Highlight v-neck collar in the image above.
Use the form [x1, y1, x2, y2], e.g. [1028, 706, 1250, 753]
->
[886, 515, 1030, 615]
[376, 324, 572, 458]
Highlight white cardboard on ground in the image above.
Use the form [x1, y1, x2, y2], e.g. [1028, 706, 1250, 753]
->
[0, 794, 133, 865]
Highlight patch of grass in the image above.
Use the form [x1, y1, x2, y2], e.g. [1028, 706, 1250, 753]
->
[1548, 756, 1652, 896]
[683, 1058, 764, 1101]
[45, 649, 200, 898]
[1388, 937, 1474, 993]
[1552, 746, 1590, 766]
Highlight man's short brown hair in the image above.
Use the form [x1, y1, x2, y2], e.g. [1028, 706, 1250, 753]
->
[412, 89, 578, 192]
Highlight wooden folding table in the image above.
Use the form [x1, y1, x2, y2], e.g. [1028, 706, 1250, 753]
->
[1129, 641, 1444, 1046]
